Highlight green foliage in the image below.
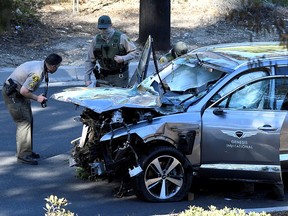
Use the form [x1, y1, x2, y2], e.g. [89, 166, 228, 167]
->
[0, 0, 42, 33]
[226, 0, 288, 47]
[75, 167, 91, 179]
[178, 205, 271, 216]
[44, 195, 77, 216]
[12, 0, 42, 26]
[226, 0, 275, 34]
[270, 0, 288, 7]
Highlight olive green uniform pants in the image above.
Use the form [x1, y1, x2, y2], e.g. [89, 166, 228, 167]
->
[2, 85, 33, 158]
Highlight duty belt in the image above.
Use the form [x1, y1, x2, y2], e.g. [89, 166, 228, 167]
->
[100, 65, 128, 76]
[3, 82, 21, 97]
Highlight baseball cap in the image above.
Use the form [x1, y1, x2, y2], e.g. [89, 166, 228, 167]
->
[98, 15, 112, 29]
[45, 53, 62, 65]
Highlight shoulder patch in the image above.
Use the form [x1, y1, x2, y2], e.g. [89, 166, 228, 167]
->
[29, 74, 40, 89]
[32, 75, 40, 82]
[29, 82, 36, 88]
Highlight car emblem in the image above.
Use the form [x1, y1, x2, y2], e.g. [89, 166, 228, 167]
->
[221, 130, 258, 139]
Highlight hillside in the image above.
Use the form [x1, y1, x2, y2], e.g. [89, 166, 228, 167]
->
[0, 0, 286, 68]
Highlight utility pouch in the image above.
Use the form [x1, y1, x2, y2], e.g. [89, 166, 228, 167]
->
[93, 66, 101, 79]
[93, 47, 102, 58]
[6, 78, 17, 96]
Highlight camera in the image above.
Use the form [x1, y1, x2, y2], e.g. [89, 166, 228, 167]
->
[41, 99, 47, 108]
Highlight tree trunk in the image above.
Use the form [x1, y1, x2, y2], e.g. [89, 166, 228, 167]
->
[139, 0, 170, 51]
[0, 0, 12, 33]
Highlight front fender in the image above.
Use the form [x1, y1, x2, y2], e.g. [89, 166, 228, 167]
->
[100, 113, 200, 145]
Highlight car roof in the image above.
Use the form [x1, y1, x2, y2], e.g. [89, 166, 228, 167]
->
[189, 41, 288, 71]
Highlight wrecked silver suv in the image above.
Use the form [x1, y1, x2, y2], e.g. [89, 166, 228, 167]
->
[52, 38, 288, 202]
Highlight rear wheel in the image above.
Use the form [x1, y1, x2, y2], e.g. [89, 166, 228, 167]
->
[132, 146, 193, 202]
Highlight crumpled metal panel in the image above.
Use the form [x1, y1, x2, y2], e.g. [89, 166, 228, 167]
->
[100, 112, 200, 142]
[51, 85, 162, 113]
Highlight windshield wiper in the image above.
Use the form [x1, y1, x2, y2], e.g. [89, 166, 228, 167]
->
[196, 53, 205, 67]
[151, 38, 166, 94]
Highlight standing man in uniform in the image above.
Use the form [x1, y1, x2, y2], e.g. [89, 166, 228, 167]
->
[2, 53, 62, 165]
[85, 15, 138, 87]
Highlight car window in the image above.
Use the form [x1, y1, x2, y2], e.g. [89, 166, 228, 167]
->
[163, 63, 224, 92]
[217, 71, 268, 97]
[215, 77, 288, 110]
[222, 79, 268, 109]
[276, 78, 288, 110]
[275, 65, 288, 75]
[208, 71, 268, 105]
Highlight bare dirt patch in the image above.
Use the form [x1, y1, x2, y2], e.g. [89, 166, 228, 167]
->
[0, 0, 284, 68]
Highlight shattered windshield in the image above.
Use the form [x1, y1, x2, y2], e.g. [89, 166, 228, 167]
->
[141, 56, 225, 93]
[163, 63, 224, 92]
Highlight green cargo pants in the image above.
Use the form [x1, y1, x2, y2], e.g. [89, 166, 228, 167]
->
[2, 85, 34, 158]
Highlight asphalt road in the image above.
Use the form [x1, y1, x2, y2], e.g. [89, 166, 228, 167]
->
[1, 85, 288, 216]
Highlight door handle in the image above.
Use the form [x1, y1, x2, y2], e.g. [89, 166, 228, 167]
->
[258, 124, 277, 131]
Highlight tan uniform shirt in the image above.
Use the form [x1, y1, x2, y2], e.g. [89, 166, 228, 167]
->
[85, 29, 138, 83]
[7, 60, 45, 92]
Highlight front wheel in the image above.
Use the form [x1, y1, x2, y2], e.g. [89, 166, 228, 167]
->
[132, 146, 193, 202]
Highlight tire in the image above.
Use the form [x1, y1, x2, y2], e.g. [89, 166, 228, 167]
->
[132, 146, 193, 202]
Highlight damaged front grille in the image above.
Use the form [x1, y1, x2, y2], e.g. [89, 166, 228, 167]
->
[71, 107, 157, 181]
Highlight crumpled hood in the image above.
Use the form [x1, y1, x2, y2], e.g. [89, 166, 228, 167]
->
[51, 85, 161, 113]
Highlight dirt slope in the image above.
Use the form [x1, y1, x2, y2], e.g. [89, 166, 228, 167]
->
[0, 0, 284, 68]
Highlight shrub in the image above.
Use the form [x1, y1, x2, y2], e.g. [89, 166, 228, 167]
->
[0, 0, 42, 33]
[44, 195, 77, 216]
[178, 205, 271, 216]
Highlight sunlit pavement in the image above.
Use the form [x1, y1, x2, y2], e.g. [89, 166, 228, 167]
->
[1, 66, 288, 215]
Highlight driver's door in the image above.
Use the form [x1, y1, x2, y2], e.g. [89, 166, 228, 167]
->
[201, 76, 288, 183]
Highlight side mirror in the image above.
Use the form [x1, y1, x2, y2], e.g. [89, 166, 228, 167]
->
[213, 108, 224, 115]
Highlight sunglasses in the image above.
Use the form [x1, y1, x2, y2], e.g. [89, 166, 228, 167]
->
[99, 28, 108, 30]
[52, 64, 60, 69]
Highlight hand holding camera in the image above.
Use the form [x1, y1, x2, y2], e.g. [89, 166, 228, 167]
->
[39, 94, 47, 108]
[41, 99, 47, 108]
